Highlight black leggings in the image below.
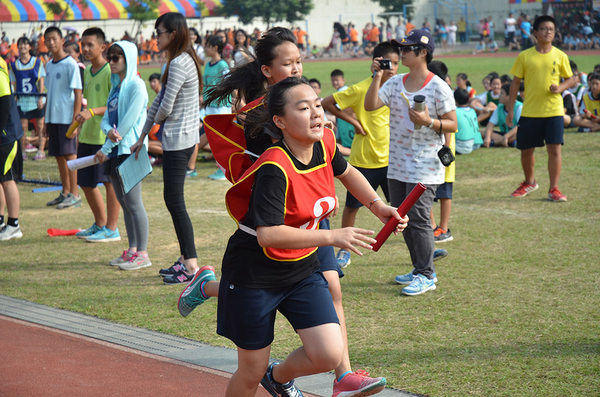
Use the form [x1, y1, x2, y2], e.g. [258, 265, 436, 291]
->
[162, 146, 197, 259]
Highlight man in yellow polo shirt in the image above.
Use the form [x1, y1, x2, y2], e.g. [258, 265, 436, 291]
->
[507, 15, 574, 202]
[322, 41, 399, 267]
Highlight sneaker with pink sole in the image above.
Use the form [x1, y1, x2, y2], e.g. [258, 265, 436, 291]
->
[33, 151, 46, 161]
[332, 370, 386, 397]
[25, 144, 38, 153]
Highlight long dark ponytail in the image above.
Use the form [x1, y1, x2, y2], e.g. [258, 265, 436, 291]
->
[244, 77, 309, 139]
[203, 26, 297, 109]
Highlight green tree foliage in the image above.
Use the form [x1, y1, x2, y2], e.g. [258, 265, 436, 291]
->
[125, 0, 160, 42]
[217, 0, 314, 27]
[43, 0, 88, 22]
[375, 0, 413, 18]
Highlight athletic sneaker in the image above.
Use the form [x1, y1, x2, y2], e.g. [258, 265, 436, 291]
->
[177, 265, 216, 317]
[56, 193, 82, 209]
[0, 225, 23, 241]
[401, 273, 436, 296]
[47, 192, 67, 206]
[511, 181, 539, 198]
[548, 187, 567, 202]
[33, 151, 46, 160]
[395, 272, 438, 285]
[158, 259, 187, 277]
[25, 144, 38, 153]
[185, 168, 198, 177]
[22, 152, 27, 161]
[433, 248, 449, 262]
[434, 228, 453, 243]
[76, 223, 102, 239]
[208, 168, 226, 181]
[119, 252, 152, 271]
[261, 363, 303, 397]
[336, 249, 351, 268]
[163, 268, 195, 285]
[109, 250, 134, 266]
[86, 227, 121, 243]
[332, 369, 386, 397]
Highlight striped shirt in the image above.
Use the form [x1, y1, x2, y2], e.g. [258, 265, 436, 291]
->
[143, 52, 200, 151]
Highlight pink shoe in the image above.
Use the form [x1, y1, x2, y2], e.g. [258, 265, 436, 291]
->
[33, 152, 46, 161]
[332, 370, 386, 397]
[25, 144, 38, 153]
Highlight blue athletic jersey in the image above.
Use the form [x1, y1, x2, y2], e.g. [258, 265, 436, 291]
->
[10, 57, 44, 112]
[10, 57, 43, 94]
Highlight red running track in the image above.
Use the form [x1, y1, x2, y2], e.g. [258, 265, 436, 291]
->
[0, 315, 289, 397]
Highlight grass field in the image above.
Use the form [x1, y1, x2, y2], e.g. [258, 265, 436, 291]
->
[5, 53, 600, 396]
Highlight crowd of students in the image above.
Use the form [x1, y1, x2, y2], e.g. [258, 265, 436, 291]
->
[1, 11, 599, 397]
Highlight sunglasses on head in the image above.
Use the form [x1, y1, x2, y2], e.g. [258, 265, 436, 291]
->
[401, 44, 423, 53]
[107, 55, 122, 63]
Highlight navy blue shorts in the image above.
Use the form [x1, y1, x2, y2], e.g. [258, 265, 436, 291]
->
[216, 271, 339, 350]
[345, 166, 389, 208]
[434, 182, 453, 200]
[47, 123, 77, 157]
[317, 218, 344, 278]
[18, 106, 45, 120]
[77, 143, 110, 188]
[516, 116, 564, 150]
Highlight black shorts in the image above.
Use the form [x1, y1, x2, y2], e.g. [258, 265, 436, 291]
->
[77, 143, 110, 188]
[18, 106, 45, 120]
[317, 218, 343, 277]
[516, 116, 564, 150]
[434, 182, 453, 200]
[217, 271, 339, 350]
[47, 123, 77, 157]
[345, 166, 389, 208]
[0, 141, 18, 182]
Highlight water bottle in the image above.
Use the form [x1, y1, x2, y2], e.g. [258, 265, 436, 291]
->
[413, 95, 426, 130]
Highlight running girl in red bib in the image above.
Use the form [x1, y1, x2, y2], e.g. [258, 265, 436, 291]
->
[201, 77, 407, 396]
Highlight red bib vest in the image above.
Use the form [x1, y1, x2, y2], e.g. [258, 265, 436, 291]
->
[226, 128, 337, 262]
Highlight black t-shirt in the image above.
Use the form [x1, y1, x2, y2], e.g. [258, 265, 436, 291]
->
[222, 138, 348, 288]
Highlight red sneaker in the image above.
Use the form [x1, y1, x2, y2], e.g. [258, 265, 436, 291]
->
[511, 181, 539, 197]
[332, 370, 386, 397]
[548, 187, 567, 202]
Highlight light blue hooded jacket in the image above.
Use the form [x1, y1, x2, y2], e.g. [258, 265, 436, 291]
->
[100, 41, 148, 156]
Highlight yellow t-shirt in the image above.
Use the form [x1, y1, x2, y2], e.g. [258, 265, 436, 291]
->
[444, 132, 455, 183]
[0, 57, 7, 74]
[333, 77, 389, 168]
[509, 46, 572, 118]
[0, 67, 10, 97]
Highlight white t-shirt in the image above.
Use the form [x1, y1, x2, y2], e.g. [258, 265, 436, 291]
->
[476, 90, 500, 104]
[505, 18, 516, 33]
[379, 73, 455, 184]
[194, 44, 205, 63]
[45, 55, 82, 124]
[448, 24, 457, 39]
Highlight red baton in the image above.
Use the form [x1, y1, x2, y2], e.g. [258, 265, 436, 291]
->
[372, 183, 427, 252]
